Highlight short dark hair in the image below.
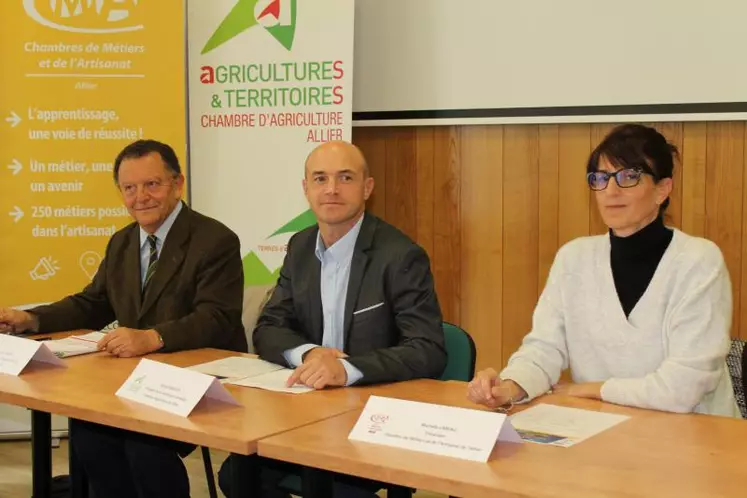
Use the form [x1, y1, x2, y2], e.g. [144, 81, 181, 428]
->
[587, 124, 678, 212]
[113, 140, 181, 183]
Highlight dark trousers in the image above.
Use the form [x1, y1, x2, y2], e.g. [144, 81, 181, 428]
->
[218, 454, 381, 498]
[70, 419, 195, 498]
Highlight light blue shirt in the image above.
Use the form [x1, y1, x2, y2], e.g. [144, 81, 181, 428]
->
[139, 201, 183, 288]
[283, 215, 365, 385]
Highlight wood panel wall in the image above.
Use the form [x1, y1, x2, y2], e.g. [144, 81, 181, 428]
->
[352, 122, 747, 372]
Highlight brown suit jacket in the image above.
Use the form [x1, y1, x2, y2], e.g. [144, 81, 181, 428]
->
[31, 203, 247, 353]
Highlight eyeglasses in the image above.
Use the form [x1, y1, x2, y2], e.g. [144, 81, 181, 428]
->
[118, 179, 175, 198]
[586, 168, 649, 191]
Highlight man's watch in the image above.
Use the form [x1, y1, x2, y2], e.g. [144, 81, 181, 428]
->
[154, 330, 164, 349]
[25, 312, 40, 334]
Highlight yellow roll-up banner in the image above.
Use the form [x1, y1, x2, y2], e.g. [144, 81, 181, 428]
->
[0, 0, 186, 308]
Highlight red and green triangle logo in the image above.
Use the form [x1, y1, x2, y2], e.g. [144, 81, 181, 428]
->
[201, 0, 297, 55]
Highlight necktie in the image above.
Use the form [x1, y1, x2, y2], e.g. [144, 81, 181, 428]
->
[142, 235, 158, 297]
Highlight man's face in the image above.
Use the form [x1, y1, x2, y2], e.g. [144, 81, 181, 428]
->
[117, 152, 184, 234]
[303, 146, 373, 227]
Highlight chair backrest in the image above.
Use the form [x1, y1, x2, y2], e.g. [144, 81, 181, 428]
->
[726, 338, 747, 418]
[439, 322, 477, 382]
[241, 283, 275, 353]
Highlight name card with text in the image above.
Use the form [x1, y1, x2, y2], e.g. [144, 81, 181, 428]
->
[349, 396, 522, 462]
[116, 359, 240, 417]
[0, 334, 66, 376]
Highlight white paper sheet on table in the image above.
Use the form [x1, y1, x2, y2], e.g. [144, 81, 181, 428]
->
[188, 356, 283, 380]
[226, 368, 314, 394]
[42, 331, 107, 358]
[509, 404, 630, 447]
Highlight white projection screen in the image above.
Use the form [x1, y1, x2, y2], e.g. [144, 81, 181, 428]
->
[352, 0, 747, 125]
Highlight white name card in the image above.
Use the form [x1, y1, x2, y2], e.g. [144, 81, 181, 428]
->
[0, 334, 66, 376]
[116, 359, 240, 417]
[349, 396, 522, 462]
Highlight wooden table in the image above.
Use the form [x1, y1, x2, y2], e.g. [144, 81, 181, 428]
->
[0, 341, 370, 497]
[259, 379, 747, 498]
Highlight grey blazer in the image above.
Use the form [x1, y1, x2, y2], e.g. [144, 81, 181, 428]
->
[253, 213, 446, 385]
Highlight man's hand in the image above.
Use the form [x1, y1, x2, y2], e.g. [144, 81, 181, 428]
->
[552, 382, 603, 400]
[467, 368, 527, 409]
[0, 308, 38, 334]
[97, 327, 163, 358]
[287, 354, 348, 389]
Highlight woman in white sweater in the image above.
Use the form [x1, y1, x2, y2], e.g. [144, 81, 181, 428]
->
[468, 124, 739, 417]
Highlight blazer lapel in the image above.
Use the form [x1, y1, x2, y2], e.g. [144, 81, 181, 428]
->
[343, 214, 375, 346]
[139, 205, 190, 319]
[123, 226, 143, 319]
[306, 227, 324, 344]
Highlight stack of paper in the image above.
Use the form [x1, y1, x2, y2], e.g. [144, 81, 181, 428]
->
[43, 331, 107, 358]
[229, 368, 314, 394]
[509, 404, 630, 447]
[188, 357, 313, 394]
[189, 356, 282, 380]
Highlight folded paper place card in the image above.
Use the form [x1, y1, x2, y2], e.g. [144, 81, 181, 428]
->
[116, 359, 240, 417]
[0, 334, 66, 376]
[348, 396, 522, 462]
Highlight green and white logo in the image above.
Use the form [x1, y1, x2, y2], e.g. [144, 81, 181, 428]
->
[202, 0, 298, 55]
[128, 375, 147, 393]
[243, 209, 315, 285]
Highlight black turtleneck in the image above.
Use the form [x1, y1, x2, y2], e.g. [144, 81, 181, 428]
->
[610, 216, 673, 317]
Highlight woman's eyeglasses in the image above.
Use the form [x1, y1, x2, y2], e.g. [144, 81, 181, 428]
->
[586, 168, 649, 191]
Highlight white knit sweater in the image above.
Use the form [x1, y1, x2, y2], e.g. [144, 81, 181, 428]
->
[501, 229, 740, 417]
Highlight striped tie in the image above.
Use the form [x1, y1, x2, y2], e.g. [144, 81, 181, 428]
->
[142, 235, 158, 296]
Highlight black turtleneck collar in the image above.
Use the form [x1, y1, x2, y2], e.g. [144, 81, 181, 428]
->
[610, 216, 673, 317]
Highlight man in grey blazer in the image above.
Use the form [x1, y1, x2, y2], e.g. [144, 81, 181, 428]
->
[220, 141, 446, 497]
[257, 140, 446, 387]
[0, 140, 246, 498]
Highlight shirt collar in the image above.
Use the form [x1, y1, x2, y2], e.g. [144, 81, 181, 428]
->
[139, 201, 183, 249]
[315, 214, 364, 263]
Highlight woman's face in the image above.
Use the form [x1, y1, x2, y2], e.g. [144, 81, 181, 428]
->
[592, 156, 672, 237]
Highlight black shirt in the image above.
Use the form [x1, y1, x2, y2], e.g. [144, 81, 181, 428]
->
[610, 216, 673, 317]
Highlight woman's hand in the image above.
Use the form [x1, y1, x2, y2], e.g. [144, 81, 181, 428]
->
[467, 368, 527, 409]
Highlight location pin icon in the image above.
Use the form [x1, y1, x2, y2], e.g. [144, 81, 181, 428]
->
[79, 251, 102, 280]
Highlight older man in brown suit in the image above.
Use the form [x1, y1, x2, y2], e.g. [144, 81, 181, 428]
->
[0, 139, 246, 498]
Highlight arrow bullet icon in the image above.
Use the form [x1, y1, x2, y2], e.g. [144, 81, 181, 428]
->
[6, 159, 22, 175]
[9, 206, 24, 223]
[5, 111, 21, 128]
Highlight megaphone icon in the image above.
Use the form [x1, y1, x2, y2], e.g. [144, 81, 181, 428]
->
[30, 256, 60, 281]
